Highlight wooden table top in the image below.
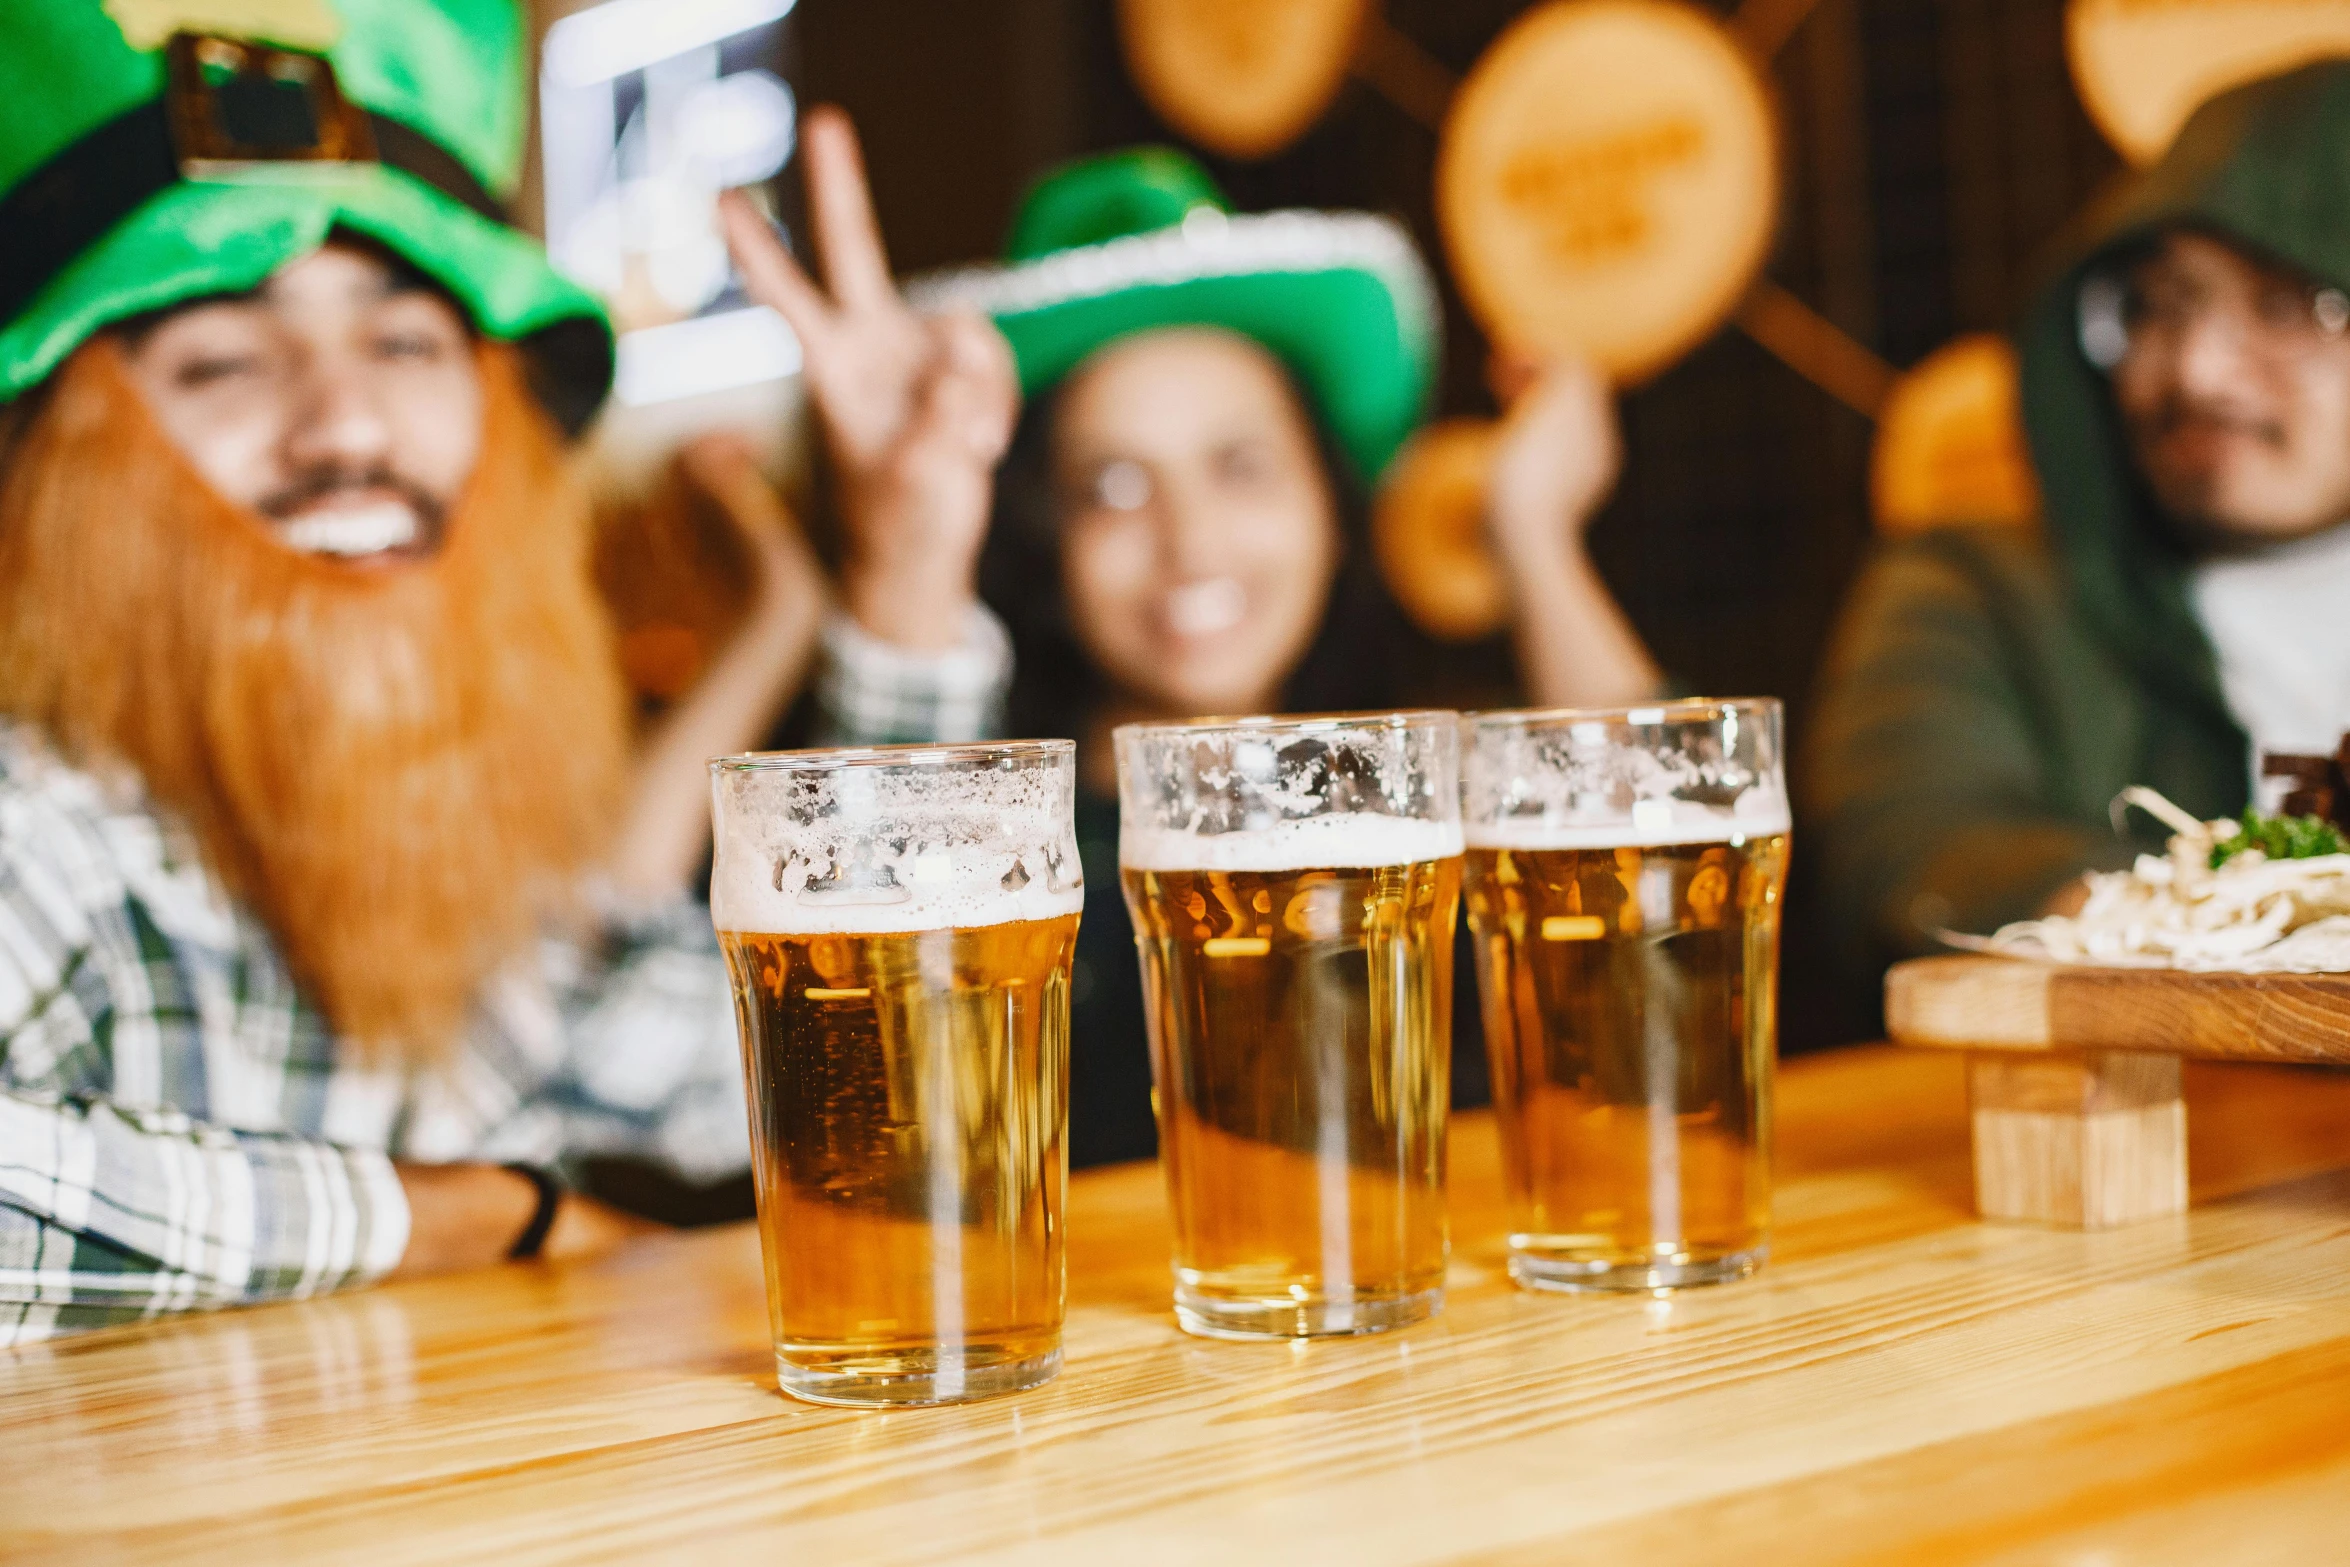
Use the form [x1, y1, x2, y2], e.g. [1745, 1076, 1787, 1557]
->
[12, 1045, 2350, 1565]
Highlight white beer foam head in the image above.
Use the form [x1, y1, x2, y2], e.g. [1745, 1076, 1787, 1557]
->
[1465, 791, 1791, 850]
[1120, 812, 1464, 872]
[1463, 701, 1786, 849]
[1115, 712, 1462, 872]
[710, 748, 1083, 934]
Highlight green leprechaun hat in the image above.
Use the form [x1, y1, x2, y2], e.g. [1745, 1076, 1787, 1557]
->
[908, 147, 1439, 482]
[0, 0, 612, 431]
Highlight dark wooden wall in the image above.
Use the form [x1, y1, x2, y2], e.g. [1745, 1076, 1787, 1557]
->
[793, 0, 2124, 1044]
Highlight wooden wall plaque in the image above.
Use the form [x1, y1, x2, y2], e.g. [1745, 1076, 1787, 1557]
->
[1870, 333, 2040, 535]
[1373, 419, 1509, 642]
[1117, 0, 1370, 160]
[2069, 0, 2350, 165]
[1436, 0, 1779, 383]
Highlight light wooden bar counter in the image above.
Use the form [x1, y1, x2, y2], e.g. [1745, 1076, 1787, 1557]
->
[11, 1045, 2350, 1564]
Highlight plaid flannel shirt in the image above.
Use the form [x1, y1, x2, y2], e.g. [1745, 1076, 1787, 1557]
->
[0, 720, 745, 1345]
[814, 606, 1013, 746]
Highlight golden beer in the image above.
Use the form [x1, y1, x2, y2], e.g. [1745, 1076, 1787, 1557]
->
[1461, 698, 1790, 1292]
[711, 739, 1081, 1405]
[1465, 835, 1786, 1287]
[720, 916, 1077, 1402]
[1126, 856, 1458, 1337]
[1117, 709, 1465, 1340]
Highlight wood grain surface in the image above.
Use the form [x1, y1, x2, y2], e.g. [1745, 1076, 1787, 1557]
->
[1969, 1051, 2188, 1227]
[9, 1047, 2350, 1564]
[1888, 953, 2350, 1064]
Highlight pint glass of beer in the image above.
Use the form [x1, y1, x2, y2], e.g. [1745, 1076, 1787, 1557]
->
[1116, 712, 1463, 1340]
[1462, 701, 1789, 1292]
[709, 741, 1082, 1406]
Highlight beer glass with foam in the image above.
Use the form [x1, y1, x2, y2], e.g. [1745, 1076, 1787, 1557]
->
[1462, 701, 1789, 1292]
[1116, 712, 1463, 1339]
[710, 741, 1082, 1406]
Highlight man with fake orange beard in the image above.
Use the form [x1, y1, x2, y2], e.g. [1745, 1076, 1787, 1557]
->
[0, 2, 822, 1341]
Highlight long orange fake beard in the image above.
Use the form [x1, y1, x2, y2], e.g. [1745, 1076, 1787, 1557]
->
[0, 339, 630, 1064]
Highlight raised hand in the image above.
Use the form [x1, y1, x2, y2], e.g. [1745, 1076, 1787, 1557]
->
[1482, 350, 1661, 710]
[717, 106, 1019, 651]
[1485, 351, 1622, 575]
[603, 432, 827, 906]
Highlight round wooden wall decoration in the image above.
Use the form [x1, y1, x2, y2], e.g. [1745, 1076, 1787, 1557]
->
[2069, 0, 2350, 165]
[1117, 0, 1370, 160]
[1374, 419, 1510, 642]
[1870, 334, 2040, 536]
[1436, 0, 1779, 384]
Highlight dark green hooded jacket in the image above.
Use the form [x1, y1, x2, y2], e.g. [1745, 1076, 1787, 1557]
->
[1804, 60, 2350, 1002]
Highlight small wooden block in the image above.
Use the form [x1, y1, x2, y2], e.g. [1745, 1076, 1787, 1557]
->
[1968, 1050, 2186, 1228]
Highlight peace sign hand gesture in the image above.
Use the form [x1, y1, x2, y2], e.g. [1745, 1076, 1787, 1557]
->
[718, 106, 1019, 652]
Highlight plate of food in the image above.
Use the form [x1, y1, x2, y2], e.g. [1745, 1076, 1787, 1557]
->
[1887, 786, 2350, 1065]
[1971, 787, 2350, 973]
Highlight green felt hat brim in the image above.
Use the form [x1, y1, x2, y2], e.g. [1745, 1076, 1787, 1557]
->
[913, 214, 1437, 482]
[0, 162, 611, 419]
[998, 272, 1425, 482]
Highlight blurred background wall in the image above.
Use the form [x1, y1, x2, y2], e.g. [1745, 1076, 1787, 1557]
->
[544, 0, 2127, 1047]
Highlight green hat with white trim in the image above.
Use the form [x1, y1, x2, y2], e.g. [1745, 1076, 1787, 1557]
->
[909, 147, 1439, 482]
[0, 0, 613, 432]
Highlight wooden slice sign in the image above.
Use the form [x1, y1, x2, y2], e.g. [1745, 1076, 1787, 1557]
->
[1118, 0, 1370, 160]
[1870, 334, 2040, 535]
[2070, 0, 2350, 165]
[1374, 419, 1509, 641]
[1437, 0, 1779, 384]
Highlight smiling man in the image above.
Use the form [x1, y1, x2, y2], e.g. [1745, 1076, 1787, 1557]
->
[118, 245, 484, 562]
[0, 1, 820, 1342]
[1806, 61, 2350, 1006]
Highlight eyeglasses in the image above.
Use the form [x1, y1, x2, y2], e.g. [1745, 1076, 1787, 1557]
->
[2080, 265, 2350, 371]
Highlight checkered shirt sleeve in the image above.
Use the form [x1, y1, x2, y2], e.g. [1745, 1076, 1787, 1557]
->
[0, 715, 752, 1345]
[0, 800, 409, 1343]
[0, 1091, 409, 1340]
[813, 605, 1013, 746]
[530, 898, 748, 1188]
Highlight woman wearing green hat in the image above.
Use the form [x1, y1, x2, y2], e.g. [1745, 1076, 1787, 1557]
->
[720, 109, 1661, 1167]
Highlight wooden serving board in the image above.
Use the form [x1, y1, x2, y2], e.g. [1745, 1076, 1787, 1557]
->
[1887, 954, 2350, 1066]
[1888, 954, 2350, 1229]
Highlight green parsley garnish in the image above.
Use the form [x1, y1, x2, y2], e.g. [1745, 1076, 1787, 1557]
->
[2209, 808, 2350, 869]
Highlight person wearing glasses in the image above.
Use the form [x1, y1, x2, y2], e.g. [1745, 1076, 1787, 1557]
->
[1806, 61, 2350, 1006]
